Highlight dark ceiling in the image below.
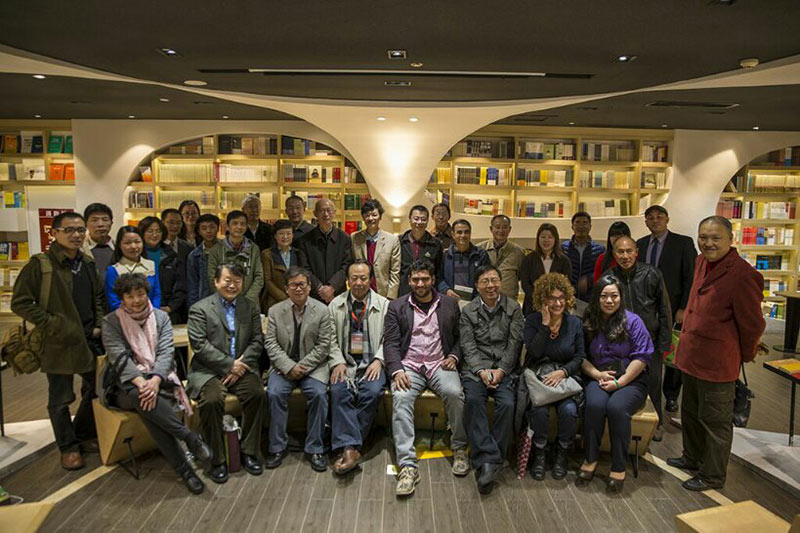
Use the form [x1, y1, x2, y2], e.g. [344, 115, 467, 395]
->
[0, 1, 799, 129]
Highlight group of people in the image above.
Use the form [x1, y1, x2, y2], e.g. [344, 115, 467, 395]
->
[9, 192, 765, 499]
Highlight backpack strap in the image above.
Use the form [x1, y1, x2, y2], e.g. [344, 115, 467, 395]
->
[35, 254, 53, 311]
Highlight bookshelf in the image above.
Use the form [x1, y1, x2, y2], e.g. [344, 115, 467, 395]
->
[123, 134, 371, 235]
[428, 128, 672, 221]
[716, 146, 800, 320]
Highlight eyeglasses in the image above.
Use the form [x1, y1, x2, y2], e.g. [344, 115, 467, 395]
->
[145, 228, 162, 236]
[288, 281, 309, 290]
[546, 295, 566, 303]
[56, 226, 87, 235]
[477, 278, 501, 287]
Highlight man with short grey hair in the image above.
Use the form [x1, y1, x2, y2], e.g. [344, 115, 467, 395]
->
[477, 214, 525, 300]
[241, 193, 273, 251]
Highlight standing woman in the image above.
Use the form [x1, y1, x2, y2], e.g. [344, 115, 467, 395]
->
[179, 200, 202, 246]
[138, 216, 187, 324]
[593, 221, 630, 282]
[106, 226, 160, 311]
[351, 198, 401, 299]
[260, 219, 306, 313]
[578, 274, 652, 493]
[102, 273, 212, 494]
[523, 273, 585, 481]
[520, 223, 571, 316]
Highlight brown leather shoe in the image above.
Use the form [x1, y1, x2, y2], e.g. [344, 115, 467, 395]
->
[61, 451, 85, 471]
[333, 447, 361, 475]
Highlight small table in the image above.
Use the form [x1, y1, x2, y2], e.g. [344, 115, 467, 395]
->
[762, 358, 800, 446]
[772, 291, 800, 354]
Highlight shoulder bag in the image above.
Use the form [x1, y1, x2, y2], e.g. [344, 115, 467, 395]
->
[523, 360, 583, 407]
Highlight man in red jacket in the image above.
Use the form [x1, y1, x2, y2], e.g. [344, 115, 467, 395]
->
[667, 216, 765, 491]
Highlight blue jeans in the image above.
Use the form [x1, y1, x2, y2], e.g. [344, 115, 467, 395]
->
[267, 372, 328, 454]
[330, 373, 386, 450]
[528, 397, 578, 450]
[462, 376, 515, 467]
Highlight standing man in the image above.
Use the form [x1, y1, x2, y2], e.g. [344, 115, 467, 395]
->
[186, 214, 220, 308]
[398, 205, 446, 297]
[328, 260, 390, 474]
[351, 198, 401, 299]
[561, 211, 604, 301]
[460, 265, 523, 494]
[384, 259, 469, 496]
[285, 195, 315, 241]
[264, 266, 333, 472]
[187, 263, 266, 483]
[477, 214, 525, 301]
[668, 216, 765, 491]
[636, 205, 697, 413]
[295, 198, 352, 304]
[82, 203, 115, 287]
[609, 236, 672, 440]
[207, 210, 264, 311]
[12, 212, 104, 470]
[242, 193, 274, 251]
[441, 219, 490, 301]
[430, 202, 454, 250]
[161, 208, 193, 265]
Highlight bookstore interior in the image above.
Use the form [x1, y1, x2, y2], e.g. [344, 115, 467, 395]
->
[0, 2, 799, 532]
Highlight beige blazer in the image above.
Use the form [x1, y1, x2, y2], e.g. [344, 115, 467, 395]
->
[351, 229, 401, 299]
[264, 297, 333, 384]
[328, 289, 389, 379]
[477, 239, 525, 300]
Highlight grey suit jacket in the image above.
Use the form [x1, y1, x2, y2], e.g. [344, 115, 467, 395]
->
[351, 229, 401, 299]
[264, 297, 333, 384]
[186, 294, 263, 398]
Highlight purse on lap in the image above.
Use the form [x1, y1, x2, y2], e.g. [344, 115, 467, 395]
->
[523, 360, 583, 407]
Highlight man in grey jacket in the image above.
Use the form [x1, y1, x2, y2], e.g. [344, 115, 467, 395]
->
[328, 260, 390, 474]
[460, 264, 524, 494]
[264, 266, 334, 472]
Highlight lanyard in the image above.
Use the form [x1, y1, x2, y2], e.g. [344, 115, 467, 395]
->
[350, 302, 367, 331]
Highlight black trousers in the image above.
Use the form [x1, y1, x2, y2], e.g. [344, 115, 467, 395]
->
[680, 374, 735, 486]
[646, 353, 663, 425]
[462, 376, 515, 467]
[663, 321, 683, 402]
[115, 385, 192, 473]
[47, 369, 97, 452]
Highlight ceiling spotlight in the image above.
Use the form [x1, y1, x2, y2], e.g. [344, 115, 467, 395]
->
[752, 126, 759, 130]
[159, 48, 178, 56]
[739, 57, 759, 69]
[128, 115, 136, 119]
[409, 117, 419, 123]
[377, 116, 387, 121]
[159, 97, 170, 102]
[384, 80, 411, 87]
[184, 80, 207, 86]
[661, 124, 668, 128]
[617, 55, 638, 63]
[410, 62, 423, 68]
[387, 49, 407, 59]
[34, 114, 42, 118]
[222, 115, 229, 119]
[32, 74, 46, 79]
[568, 122, 575, 125]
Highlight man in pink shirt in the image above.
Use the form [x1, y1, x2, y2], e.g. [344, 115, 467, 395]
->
[383, 259, 468, 496]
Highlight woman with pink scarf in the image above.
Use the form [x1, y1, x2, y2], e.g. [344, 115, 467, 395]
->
[101, 273, 211, 494]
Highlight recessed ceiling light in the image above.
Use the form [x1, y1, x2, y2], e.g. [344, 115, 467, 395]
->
[377, 116, 387, 121]
[159, 97, 170, 102]
[661, 124, 668, 128]
[159, 48, 178, 56]
[32, 74, 46, 80]
[184, 80, 207, 86]
[617, 54, 638, 63]
[384, 80, 411, 87]
[34, 114, 41, 118]
[128, 115, 136, 119]
[410, 62, 423, 68]
[409, 117, 419, 123]
[568, 122, 575, 125]
[387, 49, 407, 59]
[222, 115, 229, 119]
[752, 126, 759, 130]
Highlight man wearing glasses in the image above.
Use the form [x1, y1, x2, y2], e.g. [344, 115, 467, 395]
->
[459, 264, 523, 494]
[12, 212, 105, 471]
[264, 266, 334, 472]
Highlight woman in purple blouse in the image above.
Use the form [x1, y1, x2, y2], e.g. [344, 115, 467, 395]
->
[578, 274, 653, 493]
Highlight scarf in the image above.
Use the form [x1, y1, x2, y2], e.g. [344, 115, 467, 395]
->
[115, 300, 192, 415]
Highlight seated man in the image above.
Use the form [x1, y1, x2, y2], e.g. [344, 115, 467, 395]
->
[187, 263, 266, 484]
[264, 266, 333, 472]
[328, 260, 390, 475]
[384, 259, 469, 497]
[460, 265, 523, 494]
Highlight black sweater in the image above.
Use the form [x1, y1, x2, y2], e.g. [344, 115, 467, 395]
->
[523, 312, 585, 377]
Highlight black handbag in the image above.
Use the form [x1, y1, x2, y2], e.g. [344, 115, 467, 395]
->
[733, 363, 753, 428]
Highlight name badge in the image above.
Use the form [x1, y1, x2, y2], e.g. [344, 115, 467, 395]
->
[350, 332, 364, 355]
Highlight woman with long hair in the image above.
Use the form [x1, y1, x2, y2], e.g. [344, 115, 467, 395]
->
[178, 200, 202, 246]
[520, 223, 571, 315]
[593, 221, 631, 282]
[578, 274, 652, 493]
[105, 226, 160, 311]
[138, 216, 187, 323]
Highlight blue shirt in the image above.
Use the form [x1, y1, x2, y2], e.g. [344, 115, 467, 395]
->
[146, 245, 162, 273]
[218, 295, 237, 358]
[279, 248, 292, 268]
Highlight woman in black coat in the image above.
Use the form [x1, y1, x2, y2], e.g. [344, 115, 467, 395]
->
[520, 223, 572, 316]
[138, 216, 188, 324]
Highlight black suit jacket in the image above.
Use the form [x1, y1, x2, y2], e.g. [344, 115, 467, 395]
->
[636, 231, 697, 321]
[296, 225, 352, 300]
[383, 292, 461, 376]
[519, 251, 572, 316]
[245, 220, 274, 252]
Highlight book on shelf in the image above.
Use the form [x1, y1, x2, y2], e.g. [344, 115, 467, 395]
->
[219, 191, 275, 210]
[519, 141, 575, 160]
[739, 226, 794, 246]
[139, 166, 153, 182]
[157, 162, 214, 183]
[733, 172, 800, 193]
[0, 241, 30, 261]
[2, 190, 25, 208]
[764, 301, 786, 320]
[1, 134, 18, 154]
[517, 168, 573, 187]
[344, 193, 371, 211]
[456, 166, 511, 186]
[49, 163, 65, 181]
[214, 163, 277, 183]
[640, 170, 667, 189]
[0, 292, 10, 313]
[127, 191, 154, 209]
[64, 134, 73, 154]
[218, 135, 277, 155]
[0, 266, 20, 286]
[21, 159, 45, 181]
[516, 200, 566, 218]
[159, 190, 215, 210]
[716, 199, 742, 219]
[766, 147, 800, 167]
[343, 167, 362, 183]
[430, 167, 451, 184]
[283, 164, 341, 183]
[640, 144, 669, 163]
[47, 132, 66, 154]
[579, 170, 630, 189]
[20, 131, 44, 154]
[578, 199, 630, 217]
[202, 136, 215, 154]
[63, 163, 75, 181]
[452, 139, 514, 159]
[344, 220, 363, 235]
[0, 162, 24, 181]
[581, 141, 635, 162]
[731, 200, 796, 220]
[167, 138, 203, 155]
[454, 196, 506, 216]
[762, 279, 788, 296]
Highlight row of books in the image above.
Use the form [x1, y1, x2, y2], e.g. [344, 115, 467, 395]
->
[640, 171, 667, 189]
[763, 278, 788, 292]
[578, 170, 631, 189]
[453, 196, 506, 216]
[219, 191, 276, 210]
[157, 163, 214, 183]
[754, 254, 789, 271]
[0, 266, 20, 286]
[516, 200, 568, 218]
[0, 241, 30, 261]
[641, 144, 669, 163]
[49, 163, 75, 181]
[1, 132, 73, 154]
[343, 221, 364, 235]
[517, 169, 573, 188]
[2, 191, 26, 208]
[728, 173, 800, 192]
[520, 141, 576, 160]
[344, 194, 371, 211]
[282, 191, 341, 212]
[455, 166, 512, 186]
[163, 137, 215, 155]
[764, 301, 786, 319]
[343, 167, 365, 184]
[765, 146, 800, 167]
[430, 167, 452, 184]
[578, 199, 631, 217]
[0, 292, 10, 313]
[127, 191, 154, 209]
[218, 135, 277, 156]
[452, 140, 514, 159]
[738, 227, 794, 246]
[0, 160, 45, 181]
[159, 190, 215, 210]
[214, 163, 277, 183]
[280, 137, 335, 157]
[283, 164, 342, 183]
[582, 142, 635, 162]
[716, 200, 797, 220]
[46, 133, 74, 154]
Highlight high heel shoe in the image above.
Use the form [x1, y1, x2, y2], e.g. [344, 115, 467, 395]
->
[575, 467, 595, 486]
[606, 477, 625, 493]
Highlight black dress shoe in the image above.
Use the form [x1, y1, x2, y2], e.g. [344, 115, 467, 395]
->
[185, 433, 213, 463]
[306, 452, 327, 472]
[264, 450, 287, 469]
[682, 475, 723, 491]
[552, 446, 568, 480]
[476, 463, 503, 495]
[242, 454, 263, 476]
[666, 456, 699, 471]
[665, 399, 679, 413]
[652, 425, 664, 442]
[530, 447, 547, 481]
[180, 468, 206, 494]
[575, 468, 595, 486]
[207, 463, 229, 484]
[606, 477, 625, 493]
